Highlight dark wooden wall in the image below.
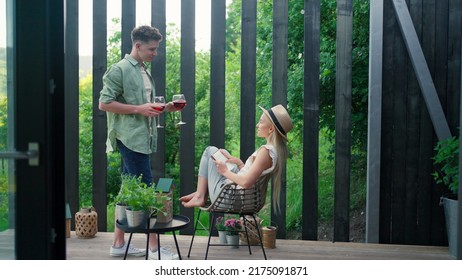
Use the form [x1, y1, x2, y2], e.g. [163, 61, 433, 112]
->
[379, 0, 461, 245]
[61, 0, 462, 248]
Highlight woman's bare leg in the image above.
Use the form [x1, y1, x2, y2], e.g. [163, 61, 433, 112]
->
[181, 176, 208, 208]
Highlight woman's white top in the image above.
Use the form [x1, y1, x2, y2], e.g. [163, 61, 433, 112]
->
[237, 144, 277, 177]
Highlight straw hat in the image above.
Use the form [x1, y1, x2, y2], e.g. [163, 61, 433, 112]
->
[258, 104, 293, 140]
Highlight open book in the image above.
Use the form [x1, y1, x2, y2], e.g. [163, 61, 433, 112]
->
[211, 150, 237, 170]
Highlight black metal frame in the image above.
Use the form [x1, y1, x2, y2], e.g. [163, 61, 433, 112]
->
[116, 214, 190, 260]
[187, 209, 267, 260]
[185, 174, 271, 260]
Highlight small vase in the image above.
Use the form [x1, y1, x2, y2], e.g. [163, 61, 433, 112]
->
[226, 234, 240, 248]
[218, 231, 227, 244]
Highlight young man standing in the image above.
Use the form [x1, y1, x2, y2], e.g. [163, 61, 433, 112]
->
[99, 25, 181, 260]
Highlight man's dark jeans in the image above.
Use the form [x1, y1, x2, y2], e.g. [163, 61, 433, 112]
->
[116, 139, 153, 186]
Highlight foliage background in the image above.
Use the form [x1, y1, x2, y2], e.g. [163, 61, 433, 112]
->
[0, 0, 369, 237]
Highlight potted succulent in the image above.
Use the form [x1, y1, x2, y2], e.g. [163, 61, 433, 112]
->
[215, 216, 227, 244]
[224, 218, 242, 248]
[432, 136, 459, 257]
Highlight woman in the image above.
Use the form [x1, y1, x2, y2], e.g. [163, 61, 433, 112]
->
[180, 104, 292, 212]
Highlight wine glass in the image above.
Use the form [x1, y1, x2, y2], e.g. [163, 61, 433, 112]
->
[172, 94, 187, 125]
[153, 96, 166, 128]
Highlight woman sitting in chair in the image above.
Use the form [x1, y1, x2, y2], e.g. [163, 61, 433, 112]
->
[180, 104, 292, 212]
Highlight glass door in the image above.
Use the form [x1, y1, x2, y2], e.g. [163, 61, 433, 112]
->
[0, 0, 66, 259]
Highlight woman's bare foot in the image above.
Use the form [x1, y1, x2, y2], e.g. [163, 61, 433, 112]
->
[181, 195, 206, 208]
[179, 192, 196, 203]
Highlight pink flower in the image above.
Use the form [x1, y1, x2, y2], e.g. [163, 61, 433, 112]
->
[224, 218, 242, 234]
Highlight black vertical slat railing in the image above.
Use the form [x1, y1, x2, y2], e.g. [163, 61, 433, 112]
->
[151, 0, 167, 182]
[179, 0, 196, 234]
[302, 0, 320, 241]
[271, 0, 289, 239]
[92, 0, 108, 232]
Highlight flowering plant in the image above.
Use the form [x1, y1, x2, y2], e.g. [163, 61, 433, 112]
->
[215, 216, 226, 231]
[224, 218, 242, 235]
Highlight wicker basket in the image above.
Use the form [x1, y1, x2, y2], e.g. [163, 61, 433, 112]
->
[239, 215, 262, 245]
[75, 207, 98, 238]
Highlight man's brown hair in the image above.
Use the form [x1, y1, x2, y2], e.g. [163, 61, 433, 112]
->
[131, 25, 163, 44]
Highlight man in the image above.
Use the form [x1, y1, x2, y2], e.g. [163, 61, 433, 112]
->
[99, 25, 181, 260]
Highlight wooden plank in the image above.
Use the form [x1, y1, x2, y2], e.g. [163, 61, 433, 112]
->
[179, 0, 196, 234]
[389, 11, 407, 245]
[271, 0, 288, 239]
[64, 0, 80, 231]
[446, 0, 462, 131]
[366, 0, 383, 244]
[428, 0, 449, 247]
[210, 0, 226, 148]
[416, 0, 435, 246]
[403, 0, 422, 245]
[92, 0, 108, 232]
[121, 0, 136, 57]
[240, 0, 257, 159]
[302, 0, 320, 241]
[151, 0, 167, 182]
[392, 0, 451, 141]
[379, 0, 398, 243]
[334, 0, 353, 242]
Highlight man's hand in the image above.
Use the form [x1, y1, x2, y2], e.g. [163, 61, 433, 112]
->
[137, 103, 161, 117]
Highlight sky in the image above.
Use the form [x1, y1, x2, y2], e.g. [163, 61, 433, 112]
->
[0, 0, 215, 55]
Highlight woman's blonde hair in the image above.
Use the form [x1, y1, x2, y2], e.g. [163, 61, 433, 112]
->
[266, 115, 289, 213]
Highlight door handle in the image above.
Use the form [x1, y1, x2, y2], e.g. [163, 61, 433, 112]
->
[0, 142, 39, 166]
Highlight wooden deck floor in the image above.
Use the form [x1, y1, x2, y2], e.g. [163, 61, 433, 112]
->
[68, 231, 453, 260]
[0, 230, 454, 260]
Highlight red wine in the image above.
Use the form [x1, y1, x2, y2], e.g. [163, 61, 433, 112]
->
[153, 104, 165, 112]
[173, 100, 186, 109]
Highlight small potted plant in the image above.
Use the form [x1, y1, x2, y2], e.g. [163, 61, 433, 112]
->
[113, 174, 135, 224]
[224, 218, 242, 248]
[215, 216, 227, 244]
[121, 175, 166, 228]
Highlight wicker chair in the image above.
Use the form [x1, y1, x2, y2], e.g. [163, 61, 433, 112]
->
[187, 173, 271, 260]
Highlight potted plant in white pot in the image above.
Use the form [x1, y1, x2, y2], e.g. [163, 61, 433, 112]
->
[215, 216, 227, 244]
[432, 136, 459, 257]
[113, 174, 135, 224]
[122, 175, 166, 228]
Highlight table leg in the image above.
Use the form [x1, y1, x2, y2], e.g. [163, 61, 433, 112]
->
[173, 231, 182, 260]
[157, 234, 161, 260]
[124, 233, 134, 260]
[145, 233, 149, 260]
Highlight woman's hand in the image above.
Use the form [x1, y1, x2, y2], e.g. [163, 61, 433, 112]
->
[219, 149, 244, 169]
[213, 158, 229, 175]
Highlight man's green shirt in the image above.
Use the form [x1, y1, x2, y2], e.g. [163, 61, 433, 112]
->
[99, 54, 157, 154]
